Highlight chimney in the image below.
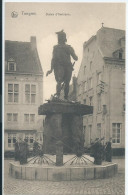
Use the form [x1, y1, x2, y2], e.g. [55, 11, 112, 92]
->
[31, 36, 36, 50]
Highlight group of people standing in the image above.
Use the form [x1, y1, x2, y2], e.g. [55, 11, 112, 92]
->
[15, 135, 112, 166]
[88, 138, 112, 165]
[14, 135, 44, 165]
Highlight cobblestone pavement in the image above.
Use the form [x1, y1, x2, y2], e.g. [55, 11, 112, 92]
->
[3, 157, 125, 195]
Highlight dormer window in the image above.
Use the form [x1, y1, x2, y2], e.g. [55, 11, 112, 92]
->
[113, 49, 124, 60]
[9, 62, 15, 71]
[119, 52, 122, 59]
[8, 58, 16, 71]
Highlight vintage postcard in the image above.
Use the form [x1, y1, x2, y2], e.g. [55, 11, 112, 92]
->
[3, 1, 126, 195]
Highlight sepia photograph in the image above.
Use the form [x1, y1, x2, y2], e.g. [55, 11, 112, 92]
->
[3, 1, 126, 195]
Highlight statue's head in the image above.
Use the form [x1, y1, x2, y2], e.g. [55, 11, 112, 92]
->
[56, 30, 67, 44]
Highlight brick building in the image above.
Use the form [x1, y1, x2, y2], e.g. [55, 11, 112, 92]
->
[77, 27, 125, 154]
[4, 37, 44, 153]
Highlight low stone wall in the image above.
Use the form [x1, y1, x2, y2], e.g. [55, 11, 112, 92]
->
[9, 162, 118, 181]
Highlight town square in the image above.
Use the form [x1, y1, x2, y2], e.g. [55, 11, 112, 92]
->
[3, 2, 125, 195]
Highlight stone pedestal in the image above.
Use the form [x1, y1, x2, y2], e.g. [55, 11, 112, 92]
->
[39, 101, 93, 156]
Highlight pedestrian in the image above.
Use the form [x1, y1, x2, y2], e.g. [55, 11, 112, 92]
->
[90, 138, 103, 165]
[18, 134, 28, 165]
[33, 138, 40, 156]
[39, 144, 44, 157]
[14, 139, 19, 161]
[105, 139, 112, 162]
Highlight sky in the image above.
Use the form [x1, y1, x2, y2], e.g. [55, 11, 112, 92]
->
[4, 2, 126, 101]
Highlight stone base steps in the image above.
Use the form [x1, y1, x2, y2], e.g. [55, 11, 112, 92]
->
[9, 162, 118, 181]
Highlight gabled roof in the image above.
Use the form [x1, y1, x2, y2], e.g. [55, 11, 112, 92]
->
[83, 27, 125, 59]
[113, 47, 125, 54]
[96, 27, 125, 58]
[5, 39, 43, 75]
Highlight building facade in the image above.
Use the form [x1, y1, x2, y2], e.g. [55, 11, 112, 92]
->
[4, 37, 44, 153]
[77, 27, 125, 153]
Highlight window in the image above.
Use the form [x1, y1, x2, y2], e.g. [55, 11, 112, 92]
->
[8, 84, 19, 103]
[88, 78, 92, 89]
[24, 114, 35, 123]
[88, 125, 92, 144]
[89, 96, 93, 106]
[8, 134, 11, 147]
[30, 114, 35, 123]
[7, 113, 12, 122]
[84, 81, 87, 92]
[7, 113, 18, 122]
[90, 61, 92, 70]
[9, 63, 15, 71]
[24, 114, 29, 123]
[83, 99, 86, 105]
[8, 133, 17, 148]
[8, 59, 16, 71]
[25, 84, 36, 103]
[97, 94, 101, 111]
[13, 113, 18, 121]
[97, 72, 102, 85]
[97, 123, 101, 139]
[25, 133, 34, 147]
[112, 123, 121, 144]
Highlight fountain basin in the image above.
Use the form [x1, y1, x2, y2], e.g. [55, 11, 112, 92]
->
[9, 155, 118, 181]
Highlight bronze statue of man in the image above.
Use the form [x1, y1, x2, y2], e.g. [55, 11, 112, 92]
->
[46, 30, 78, 100]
